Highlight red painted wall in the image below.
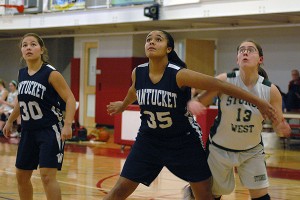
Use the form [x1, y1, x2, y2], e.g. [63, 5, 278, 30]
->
[70, 58, 80, 123]
[95, 57, 148, 126]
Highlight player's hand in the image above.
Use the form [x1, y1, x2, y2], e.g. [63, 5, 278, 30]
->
[274, 119, 291, 138]
[187, 100, 207, 116]
[61, 125, 72, 141]
[257, 101, 278, 122]
[107, 101, 124, 116]
[2, 122, 13, 138]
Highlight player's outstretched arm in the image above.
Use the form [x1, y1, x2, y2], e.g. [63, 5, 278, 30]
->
[177, 69, 278, 122]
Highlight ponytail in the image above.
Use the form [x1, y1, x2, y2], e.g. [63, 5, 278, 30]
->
[168, 50, 187, 68]
[258, 66, 268, 80]
[160, 30, 187, 68]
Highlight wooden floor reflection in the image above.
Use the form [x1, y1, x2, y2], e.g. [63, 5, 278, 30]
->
[0, 131, 300, 200]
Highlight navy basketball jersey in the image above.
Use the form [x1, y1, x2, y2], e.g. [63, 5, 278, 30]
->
[18, 63, 64, 130]
[135, 62, 197, 137]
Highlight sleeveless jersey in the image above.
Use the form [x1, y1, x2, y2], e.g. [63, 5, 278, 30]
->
[0, 89, 7, 107]
[135, 62, 198, 137]
[210, 71, 271, 150]
[18, 63, 64, 131]
[3, 90, 18, 112]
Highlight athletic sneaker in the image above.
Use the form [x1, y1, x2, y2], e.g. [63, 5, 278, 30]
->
[182, 184, 195, 200]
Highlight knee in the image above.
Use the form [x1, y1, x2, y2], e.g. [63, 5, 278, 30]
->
[221, 186, 235, 195]
[213, 183, 235, 195]
[40, 174, 54, 185]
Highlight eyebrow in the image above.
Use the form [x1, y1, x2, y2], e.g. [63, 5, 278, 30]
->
[146, 34, 163, 39]
[239, 46, 256, 48]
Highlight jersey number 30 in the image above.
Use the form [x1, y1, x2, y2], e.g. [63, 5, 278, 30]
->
[19, 101, 43, 121]
[144, 111, 172, 129]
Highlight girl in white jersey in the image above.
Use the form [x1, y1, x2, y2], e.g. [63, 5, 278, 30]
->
[0, 80, 19, 134]
[105, 31, 279, 200]
[0, 79, 8, 107]
[186, 40, 291, 200]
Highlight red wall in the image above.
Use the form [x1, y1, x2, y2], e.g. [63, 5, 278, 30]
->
[70, 58, 80, 123]
[95, 57, 148, 126]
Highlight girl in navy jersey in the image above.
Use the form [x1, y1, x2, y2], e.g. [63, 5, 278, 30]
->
[3, 33, 76, 200]
[186, 40, 291, 200]
[105, 30, 278, 200]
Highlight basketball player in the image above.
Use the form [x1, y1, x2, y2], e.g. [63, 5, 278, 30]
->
[105, 31, 278, 200]
[0, 79, 8, 107]
[3, 33, 76, 200]
[185, 40, 291, 200]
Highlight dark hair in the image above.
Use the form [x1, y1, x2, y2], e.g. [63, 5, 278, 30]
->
[159, 30, 187, 68]
[0, 79, 6, 88]
[19, 33, 49, 65]
[11, 80, 18, 88]
[258, 66, 268, 80]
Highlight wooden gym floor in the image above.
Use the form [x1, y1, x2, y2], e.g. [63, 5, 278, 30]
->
[0, 130, 300, 200]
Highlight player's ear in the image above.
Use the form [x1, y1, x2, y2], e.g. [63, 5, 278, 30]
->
[167, 47, 172, 54]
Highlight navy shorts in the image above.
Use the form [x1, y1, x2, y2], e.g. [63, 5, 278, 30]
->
[121, 131, 211, 186]
[16, 124, 65, 170]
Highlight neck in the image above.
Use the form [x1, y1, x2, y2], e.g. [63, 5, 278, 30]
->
[148, 57, 169, 73]
[239, 68, 259, 87]
[27, 60, 43, 71]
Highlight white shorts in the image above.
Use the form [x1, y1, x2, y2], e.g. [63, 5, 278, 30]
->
[208, 143, 269, 196]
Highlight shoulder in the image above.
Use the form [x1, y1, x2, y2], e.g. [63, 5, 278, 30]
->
[135, 63, 148, 74]
[225, 71, 238, 82]
[216, 73, 227, 81]
[19, 67, 27, 73]
[261, 77, 272, 87]
[270, 83, 283, 106]
[168, 62, 182, 71]
[44, 63, 57, 71]
[136, 62, 148, 68]
[271, 84, 281, 95]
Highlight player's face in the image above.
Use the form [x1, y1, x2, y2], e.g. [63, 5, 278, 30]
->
[236, 42, 263, 69]
[145, 31, 171, 59]
[21, 36, 44, 62]
[9, 83, 16, 92]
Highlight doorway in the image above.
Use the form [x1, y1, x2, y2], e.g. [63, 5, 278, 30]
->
[83, 42, 98, 129]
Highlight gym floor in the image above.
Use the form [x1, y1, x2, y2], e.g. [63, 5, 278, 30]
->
[0, 130, 299, 200]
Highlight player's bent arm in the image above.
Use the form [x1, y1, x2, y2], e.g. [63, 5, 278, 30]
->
[6, 101, 20, 124]
[177, 69, 277, 121]
[49, 71, 76, 127]
[122, 68, 138, 109]
[107, 68, 137, 115]
[270, 84, 291, 137]
[3, 101, 20, 138]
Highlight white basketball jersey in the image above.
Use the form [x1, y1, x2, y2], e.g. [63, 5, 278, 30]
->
[210, 71, 271, 150]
